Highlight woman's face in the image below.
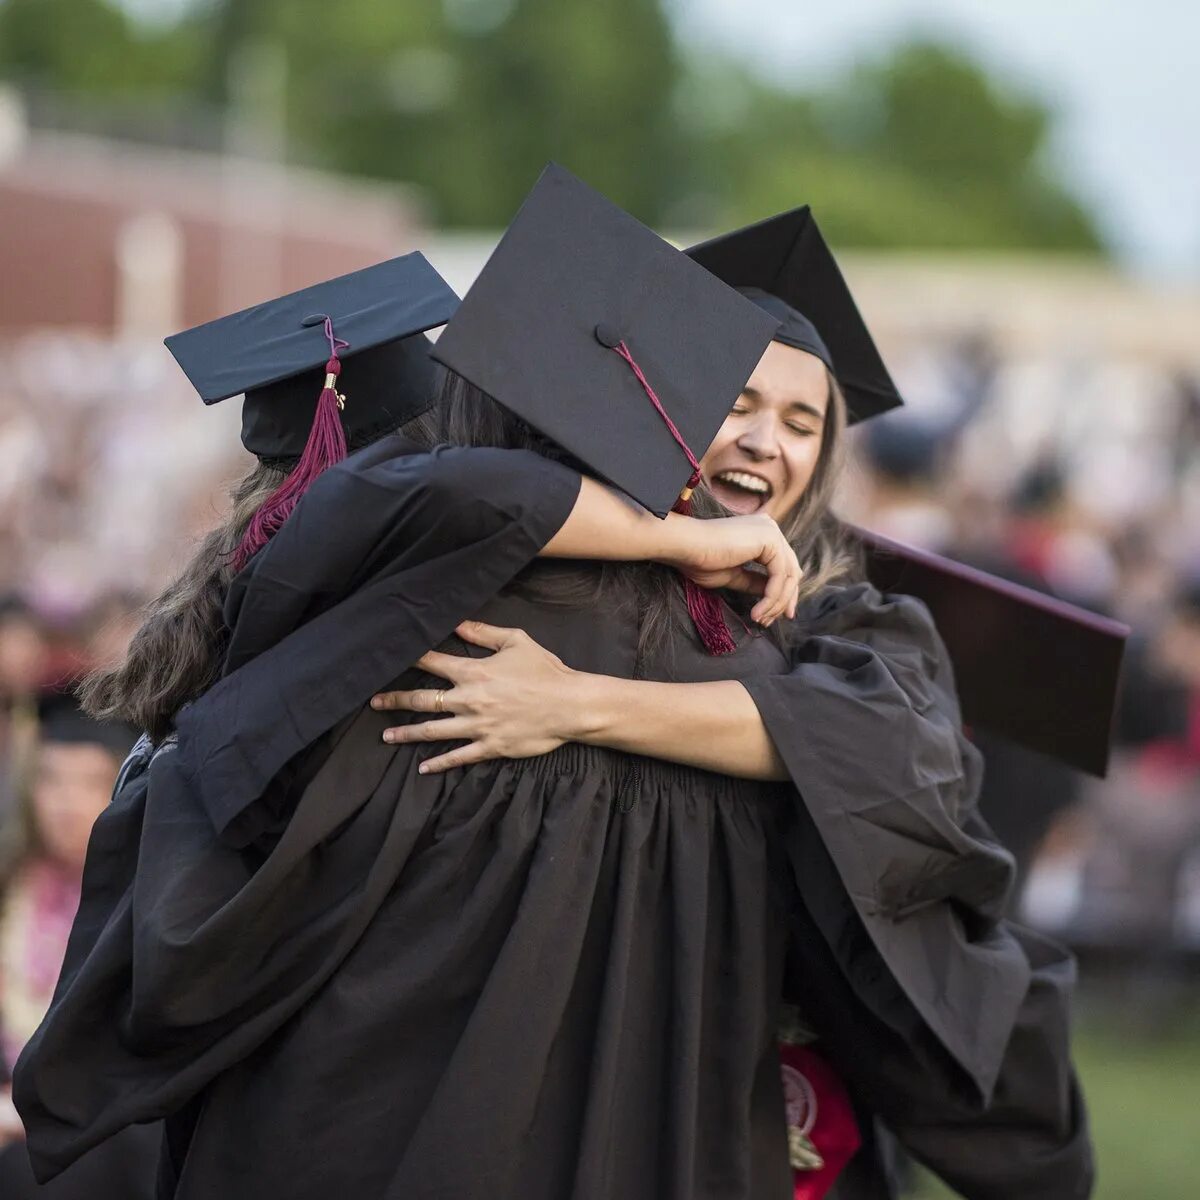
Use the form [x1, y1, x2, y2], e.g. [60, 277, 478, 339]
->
[31, 743, 120, 871]
[700, 341, 830, 521]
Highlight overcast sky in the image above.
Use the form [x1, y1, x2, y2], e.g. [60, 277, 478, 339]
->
[677, 0, 1199, 279]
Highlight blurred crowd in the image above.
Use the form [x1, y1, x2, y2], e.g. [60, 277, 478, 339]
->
[847, 332, 1200, 981]
[0, 332, 243, 822]
[0, 332, 240, 1193]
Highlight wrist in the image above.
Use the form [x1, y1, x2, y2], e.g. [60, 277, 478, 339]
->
[562, 670, 621, 744]
[647, 511, 693, 568]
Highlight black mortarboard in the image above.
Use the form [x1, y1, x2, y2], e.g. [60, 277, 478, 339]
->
[37, 692, 138, 761]
[686, 208, 903, 424]
[856, 527, 1128, 776]
[165, 253, 460, 459]
[432, 163, 780, 519]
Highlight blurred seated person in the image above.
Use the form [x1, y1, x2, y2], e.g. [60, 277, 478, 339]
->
[857, 415, 955, 551]
[0, 695, 156, 1198]
[1091, 575, 1200, 945]
[0, 598, 49, 816]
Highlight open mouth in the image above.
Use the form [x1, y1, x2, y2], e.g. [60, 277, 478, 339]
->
[709, 469, 774, 515]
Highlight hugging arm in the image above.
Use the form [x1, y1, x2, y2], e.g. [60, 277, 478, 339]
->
[545, 477, 802, 626]
[375, 620, 787, 780]
[180, 438, 798, 843]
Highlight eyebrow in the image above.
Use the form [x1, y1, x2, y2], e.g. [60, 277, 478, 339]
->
[740, 385, 826, 423]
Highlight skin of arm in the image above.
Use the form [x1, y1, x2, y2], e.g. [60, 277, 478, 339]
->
[568, 672, 789, 782]
[539, 476, 663, 560]
[373, 622, 789, 781]
[539, 477, 802, 626]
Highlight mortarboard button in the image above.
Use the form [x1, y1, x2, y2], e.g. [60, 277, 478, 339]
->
[594, 323, 622, 349]
[300, 313, 326, 328]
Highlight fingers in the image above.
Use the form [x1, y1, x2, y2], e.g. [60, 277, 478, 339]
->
[372, 688, 457, 714]
[455, 620, 525, 651]
[410, 649, 477, 681]
[382, 717, 471, 744]
[418, 743, 495, 774]
[719, 567, 768, 598]
[751, 532, 802, 626]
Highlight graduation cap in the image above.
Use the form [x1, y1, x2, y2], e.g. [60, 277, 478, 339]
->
[686, 208, 903, 424]
[432, 163, 779, 520]
[165, 253, 460, 568]
[37, 692, 138, 762]
[432, 164, 780, 655]
[855, 527, 1129, 777]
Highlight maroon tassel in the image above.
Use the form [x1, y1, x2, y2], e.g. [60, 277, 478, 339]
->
[609, 338, 737, 655]
[234, 318, 351, 571]
[674, 469, 738, 655]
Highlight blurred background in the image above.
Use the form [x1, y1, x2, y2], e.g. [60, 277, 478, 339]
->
[0, 1, 1197, 1196]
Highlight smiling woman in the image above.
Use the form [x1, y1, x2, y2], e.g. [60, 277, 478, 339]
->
[704, 339, 833, 520]
[700, 339, 854, 605]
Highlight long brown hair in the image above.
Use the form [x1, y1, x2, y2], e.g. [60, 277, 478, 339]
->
[79, 398, 448, 742]
[436, 369, 859, 653]
[78, 462, 287, 742]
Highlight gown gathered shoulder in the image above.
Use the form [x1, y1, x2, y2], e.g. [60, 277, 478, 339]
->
[13, 437, 1093, 1200]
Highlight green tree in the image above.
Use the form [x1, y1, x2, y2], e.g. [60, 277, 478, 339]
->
[0, 3, 1105, 253]
[692, 40, 1102, 252]
[0, 0, 202, 95]
[191, 0, 681, 226]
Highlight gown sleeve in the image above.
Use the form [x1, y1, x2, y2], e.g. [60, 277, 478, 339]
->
[741, 581, 1092, 1193]
[786, 872, 1094, 1200]
[741, 580, 1011, 925]
[175, 435, 581, 845]
[881, 925, 1094, 1200]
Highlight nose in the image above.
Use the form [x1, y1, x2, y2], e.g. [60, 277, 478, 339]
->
[735, 412, 780, 461]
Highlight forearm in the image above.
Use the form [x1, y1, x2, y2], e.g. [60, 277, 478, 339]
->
[566, 674, 789, 781]
[540, 476, 680, 562]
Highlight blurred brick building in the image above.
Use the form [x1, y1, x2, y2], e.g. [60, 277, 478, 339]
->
[0, 118, 426, 339]
[0, 101, 430, 608]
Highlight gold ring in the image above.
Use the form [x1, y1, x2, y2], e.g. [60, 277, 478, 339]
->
[434, 690, 445, 713]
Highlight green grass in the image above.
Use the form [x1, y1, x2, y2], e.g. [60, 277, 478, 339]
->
[912, 1011, 1200, 1198]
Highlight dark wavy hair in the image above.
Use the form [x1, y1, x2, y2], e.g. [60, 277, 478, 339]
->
[78, 418, 442, 742]
[78, 462, 288, 742]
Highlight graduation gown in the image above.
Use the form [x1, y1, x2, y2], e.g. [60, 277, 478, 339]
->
[14, 438, 1090, 1199]
[0, 1124, 158, 1200]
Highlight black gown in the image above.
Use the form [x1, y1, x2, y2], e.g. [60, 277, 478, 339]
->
[14, 437, 1092, 1199]
[0, 1122, 157, 1199]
